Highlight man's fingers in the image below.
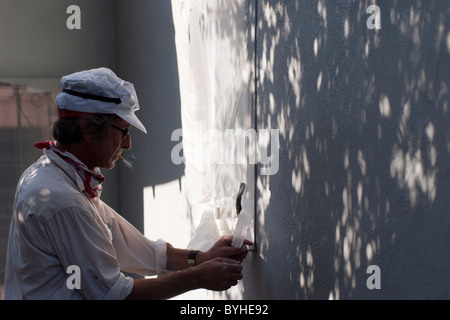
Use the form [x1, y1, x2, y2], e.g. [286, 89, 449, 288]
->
[221, 258, 243, 267]
[221, 236, 253, 247]
[200, 258, 244, 291]
[219, 259, 243, 274]
[220, 236, 233, 246]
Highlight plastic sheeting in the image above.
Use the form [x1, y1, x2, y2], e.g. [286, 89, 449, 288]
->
[171, 0, 254, 251]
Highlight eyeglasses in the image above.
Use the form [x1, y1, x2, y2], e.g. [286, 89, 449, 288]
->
[111, 124, 130, 138]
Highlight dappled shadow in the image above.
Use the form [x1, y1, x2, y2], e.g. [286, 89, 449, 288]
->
[246, 0, 450, 299]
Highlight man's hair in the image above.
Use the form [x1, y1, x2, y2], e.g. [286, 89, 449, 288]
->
[53, 114, 116, 144]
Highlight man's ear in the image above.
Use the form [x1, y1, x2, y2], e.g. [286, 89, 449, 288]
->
[79, 118, 96, 144]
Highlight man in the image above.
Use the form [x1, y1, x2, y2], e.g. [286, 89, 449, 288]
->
[4, 67, 252, 300]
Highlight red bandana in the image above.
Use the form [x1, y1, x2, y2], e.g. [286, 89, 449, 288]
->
[35, 141, 104, 199]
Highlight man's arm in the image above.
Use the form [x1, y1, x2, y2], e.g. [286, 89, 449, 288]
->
[125, 257, 243, 300]
[125, 236, 253, 300]
[165, 236, 253, 270]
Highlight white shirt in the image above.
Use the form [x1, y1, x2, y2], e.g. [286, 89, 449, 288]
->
[4, 148, 168, 300]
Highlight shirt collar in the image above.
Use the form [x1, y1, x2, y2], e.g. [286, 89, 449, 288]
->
[43, 148, 90, 194]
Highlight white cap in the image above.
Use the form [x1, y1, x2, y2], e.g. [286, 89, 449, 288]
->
[56, 67, 147, 133]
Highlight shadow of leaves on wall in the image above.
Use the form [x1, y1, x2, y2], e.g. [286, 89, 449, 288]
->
[250, 0, 450, 299]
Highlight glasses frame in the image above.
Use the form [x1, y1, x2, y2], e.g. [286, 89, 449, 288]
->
[111, 124, 130, 138]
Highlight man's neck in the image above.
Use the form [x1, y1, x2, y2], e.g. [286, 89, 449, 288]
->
[56, 141, 96, 169]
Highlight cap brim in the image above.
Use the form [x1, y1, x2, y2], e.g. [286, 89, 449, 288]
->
[117, 112, 147, 134]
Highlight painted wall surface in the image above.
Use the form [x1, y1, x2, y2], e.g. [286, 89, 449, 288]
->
[245, 0, 450, 299]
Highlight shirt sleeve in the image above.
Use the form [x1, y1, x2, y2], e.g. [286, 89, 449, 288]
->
[44, 206, 134, 300]
[95, 199, 169, 276]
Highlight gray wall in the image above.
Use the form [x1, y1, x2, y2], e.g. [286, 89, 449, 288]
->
[114, 0, 184, 231]
[0, 0, 116, 78]
[244, 0, 450, 299]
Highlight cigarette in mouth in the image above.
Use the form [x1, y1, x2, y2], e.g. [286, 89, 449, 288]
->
[118, 155, 133, 170]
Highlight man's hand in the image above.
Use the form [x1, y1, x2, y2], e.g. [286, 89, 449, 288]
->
[197, 236, 254, 265]
[128, 237, 254, 299]
[193, 258, 244, 291]
[127, 257, 244, 299]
